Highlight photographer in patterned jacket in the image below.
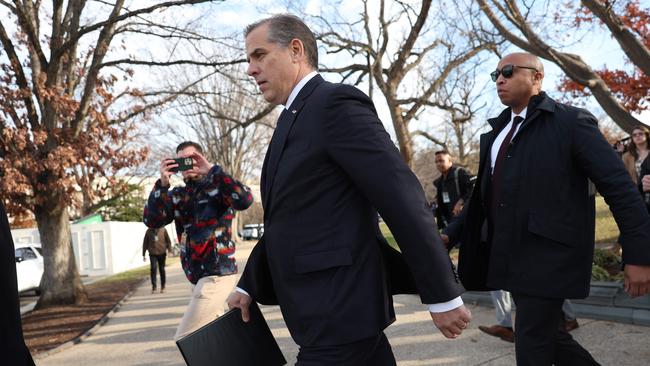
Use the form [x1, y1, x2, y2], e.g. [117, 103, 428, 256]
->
[143, 141, 253, 340]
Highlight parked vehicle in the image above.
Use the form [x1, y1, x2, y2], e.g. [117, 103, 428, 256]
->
[15, 243, 44, 295]
[241, 223, 264, 240]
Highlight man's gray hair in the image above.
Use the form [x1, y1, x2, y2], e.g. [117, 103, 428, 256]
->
[245, 14, 318, 70]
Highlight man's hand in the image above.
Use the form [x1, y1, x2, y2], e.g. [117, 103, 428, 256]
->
[452, 200, 464, 216]
[624, 264, 650, 298]
[160, 158, 176, 187]
[189, 152, 213, 176]
[430, 304, 472, 339]
[142, 256, 146, 262]
[226, 291, 252, 322]
[642, 175, 650, 192]
[440, 234, 450, 248]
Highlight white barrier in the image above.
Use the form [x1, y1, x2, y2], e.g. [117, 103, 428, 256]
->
[11, 222, 175, 276]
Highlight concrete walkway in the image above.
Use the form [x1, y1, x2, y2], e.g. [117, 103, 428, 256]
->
[37, 242, 650, 365]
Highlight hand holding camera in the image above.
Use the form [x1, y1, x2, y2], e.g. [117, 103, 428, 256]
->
[160, 152, 213, 186]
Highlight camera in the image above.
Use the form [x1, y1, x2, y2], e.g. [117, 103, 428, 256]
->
[612, 136, 630, 151]
[169, 157, 193, 172]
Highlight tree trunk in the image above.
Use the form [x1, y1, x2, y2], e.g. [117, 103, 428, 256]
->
[34, 199, 87, 308]
[389, 106, 414, 168]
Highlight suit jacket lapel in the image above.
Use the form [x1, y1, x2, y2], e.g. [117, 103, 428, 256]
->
[262, 108, 294, 213]
[262, 75, 324, 216]
[479, 110, 510, 197]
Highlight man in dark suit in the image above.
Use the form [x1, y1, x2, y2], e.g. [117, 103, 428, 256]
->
[443, 52, 650, 365]
[226, 14, 471, 365]
[433, 150, 474, 229]
[1, 202, 36, 366]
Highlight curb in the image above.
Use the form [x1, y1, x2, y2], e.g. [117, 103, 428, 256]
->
[33, 278, 146, 360]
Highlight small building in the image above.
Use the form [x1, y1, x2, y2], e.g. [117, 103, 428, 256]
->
[11, 221, 175, 276]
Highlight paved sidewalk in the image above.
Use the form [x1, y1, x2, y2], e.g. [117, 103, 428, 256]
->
[37, 241, 650, 365]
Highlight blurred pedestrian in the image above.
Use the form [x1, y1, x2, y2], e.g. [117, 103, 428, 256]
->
[622, 125, 650, 187]
[142, 227, 172, 294]
[433, 150, 474, 229]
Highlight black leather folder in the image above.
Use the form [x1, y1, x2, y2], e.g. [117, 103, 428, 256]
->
[176, 302, 287, 366]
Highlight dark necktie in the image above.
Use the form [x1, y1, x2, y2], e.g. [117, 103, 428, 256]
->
[490, 116, 524, 218]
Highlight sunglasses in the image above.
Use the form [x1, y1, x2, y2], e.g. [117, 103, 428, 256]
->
[632, 132, 646, 137]
[491, 64, 538, 82]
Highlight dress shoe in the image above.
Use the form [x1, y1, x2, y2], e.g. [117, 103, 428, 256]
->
[152, 288, 156, 294]
[478, 325, 515, 343]
[160, 288, 165, 294]
[563, 319, 579, 332]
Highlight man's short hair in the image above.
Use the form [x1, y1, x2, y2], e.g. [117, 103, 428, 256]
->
[434, 150, 451, 157]
[176, 141, 203, 154]
[245, 14, 318, 70]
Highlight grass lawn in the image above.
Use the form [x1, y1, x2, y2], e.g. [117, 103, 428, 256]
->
[595, 195, 619, 244]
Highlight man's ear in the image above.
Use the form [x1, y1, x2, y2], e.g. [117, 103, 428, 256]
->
[289, 38, 304, 62]
[534, 71, 544, 87]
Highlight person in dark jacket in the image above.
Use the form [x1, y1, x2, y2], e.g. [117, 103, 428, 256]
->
[142, 227, 172, 293]
[227, 14, 470, 365]
[433, 150, 474, 229]
[444, 52, 650, 366]
[143, 141, 253, 340]
[0, 202, 36, 366]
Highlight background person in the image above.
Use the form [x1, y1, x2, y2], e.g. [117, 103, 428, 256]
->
[622, 125, 650, 188]
[143, 141, 253, 340]
[433, 150, 474, 229]
[142, 227, 172, 294]
[227, 14, 470, 365]
[445, 52, 650, 365]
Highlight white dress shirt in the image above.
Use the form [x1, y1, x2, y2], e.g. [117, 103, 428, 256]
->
[490, 107, 528, 172]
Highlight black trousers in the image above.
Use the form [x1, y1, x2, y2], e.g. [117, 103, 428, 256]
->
[512, 292, 600, 366]
[296, 332, 396, 366]
[149, 254, 167, 289]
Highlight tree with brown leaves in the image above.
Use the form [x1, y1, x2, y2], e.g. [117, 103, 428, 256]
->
[0, 0, 232, 307]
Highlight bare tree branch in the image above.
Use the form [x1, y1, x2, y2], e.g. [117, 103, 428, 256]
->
[100, 58, 245, 68]
[581, 0, 650, 76]
[477, 0, 643, 132]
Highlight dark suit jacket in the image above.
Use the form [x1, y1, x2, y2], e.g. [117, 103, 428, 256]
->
[238, 75, 464, 347]
[1, 203, 36, 365]
[445, 93, 650, 299]
[433, 165, 474, 228]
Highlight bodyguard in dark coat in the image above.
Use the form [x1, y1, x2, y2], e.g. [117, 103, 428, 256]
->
[0, 202, 36, 365]
[444, 53, 650, 366]
[227, 14, 470, 365]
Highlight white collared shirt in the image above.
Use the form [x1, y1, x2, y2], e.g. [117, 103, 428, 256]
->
[490, 107, 528, 172]
[284, 71, 318, 110]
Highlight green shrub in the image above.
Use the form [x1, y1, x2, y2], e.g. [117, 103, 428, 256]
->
[591, 264, 610, 281]
[593, 248, 621, 269]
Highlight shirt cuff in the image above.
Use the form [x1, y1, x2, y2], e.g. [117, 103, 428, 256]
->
[427, 296, 464, 313]
[235, 287, 250, 297]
